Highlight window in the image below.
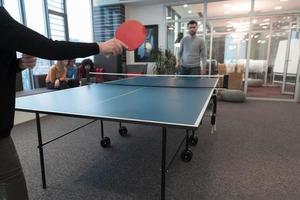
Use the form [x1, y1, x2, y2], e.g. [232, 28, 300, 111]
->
[49, 14, 66, 40]
[3, 0, 21, 22]
[66, 0, 93, 62]
[48, 0, 67, 41]
[3, 0, 32, 89]
[24, 0, 51, 77]
[48, 0, 64, 13]
[66, 0, 93, 43]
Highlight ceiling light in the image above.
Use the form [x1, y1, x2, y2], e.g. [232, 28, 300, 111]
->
[231, 3, 250, 12]
[252, 19, 257, 24]
[274, 6, 282, 10]
[227, 29, 232, 31]
[223, 4, 230, 8]
[226, 25, 232, 27]
[183, 4, 188, 8]
[224, 11, 231, 14]
[263, 18, 270, 22]
[188, 10, 192, 14]
[259, 22, 269, 26]
[228, 45, 236, 50]
[280, 0, 288, 2]
[166, 16, 172, 20]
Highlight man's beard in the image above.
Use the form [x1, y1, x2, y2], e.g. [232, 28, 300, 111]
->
[189, 31, 196, 36]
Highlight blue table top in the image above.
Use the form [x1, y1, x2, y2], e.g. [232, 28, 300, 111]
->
[15, 77, 218, 129]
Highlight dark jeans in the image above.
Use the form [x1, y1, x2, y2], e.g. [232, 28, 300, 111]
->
[179, 66, 201, 75]
[67, 79, 80, 88]
[0, 136, 28, 200]
[46, 80, 69, 90]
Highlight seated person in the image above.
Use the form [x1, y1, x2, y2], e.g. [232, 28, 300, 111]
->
[66, 59, 78, 79]
[78, 58, 96, 85]
[45, 60, 69, 89]
[66, 59, 79, 87]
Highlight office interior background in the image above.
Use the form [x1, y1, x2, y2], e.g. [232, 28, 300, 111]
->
[1, 0, 300, 102]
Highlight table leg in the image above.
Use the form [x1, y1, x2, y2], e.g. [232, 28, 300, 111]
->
[211, 90, 217, 133]
[161, 127, 167, 200]
[36, 113, 46, 189]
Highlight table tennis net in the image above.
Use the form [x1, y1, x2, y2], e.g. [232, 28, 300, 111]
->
[90, 72, 224, 88]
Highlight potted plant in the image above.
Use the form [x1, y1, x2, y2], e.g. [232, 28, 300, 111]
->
[151, 48, 176, 75]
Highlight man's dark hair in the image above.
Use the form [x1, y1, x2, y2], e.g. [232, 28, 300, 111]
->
[188, 20, 198, 26]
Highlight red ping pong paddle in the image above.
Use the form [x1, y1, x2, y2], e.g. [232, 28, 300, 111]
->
[115, 20, 147, 51]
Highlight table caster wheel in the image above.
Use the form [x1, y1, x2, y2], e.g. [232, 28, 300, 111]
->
[181, 149, 193, 162]
[119, 126, 128, 136]
[188, 135, 198, 146]
[101, 137, 111, 148]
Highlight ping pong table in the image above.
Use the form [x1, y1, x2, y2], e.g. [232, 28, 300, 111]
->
[15, 76, 219, 200]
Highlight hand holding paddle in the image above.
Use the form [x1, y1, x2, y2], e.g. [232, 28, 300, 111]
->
[115, 20, 147, 51]
[99, 20, 147, 57]
[98, 38, 124, 56]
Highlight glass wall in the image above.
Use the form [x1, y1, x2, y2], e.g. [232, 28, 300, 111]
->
[166, 0, 300, 101]
[247, 15, 299, 99]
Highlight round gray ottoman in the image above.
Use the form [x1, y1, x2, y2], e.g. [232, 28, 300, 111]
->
[248, 78, 263, 87]
[220, 89, 246, 102]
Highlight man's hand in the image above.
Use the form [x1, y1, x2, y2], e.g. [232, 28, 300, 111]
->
[19, 54, 37, 70]
[98, 38, 125, 56]
[175, 61, 180, 69]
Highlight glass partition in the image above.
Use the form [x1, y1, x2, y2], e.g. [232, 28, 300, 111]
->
[166, 0, 300, 100]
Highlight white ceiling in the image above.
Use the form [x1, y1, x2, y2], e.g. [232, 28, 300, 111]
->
[93, 0, 223, 6]
[172, 0, 300, 19]
[93, 0, 300, 33]
[93, 0, 300, 16]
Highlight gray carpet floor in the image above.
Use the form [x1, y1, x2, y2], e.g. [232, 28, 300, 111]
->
[11, 100, 300, 200]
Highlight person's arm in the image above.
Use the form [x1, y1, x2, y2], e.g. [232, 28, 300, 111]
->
[200, 38, 207, 74]
[74, 68, 78, 79]
[77, 66, 83, 80]
[60, 68, 67, 81]
[17, 54, 37, 72]
[0, 7, 123, 60]
[176, 39, 184, 68]
[47, 66, 56, 83]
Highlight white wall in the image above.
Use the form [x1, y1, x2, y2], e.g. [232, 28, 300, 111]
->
[14, 112, 47, 125]
[125, 4, 166, 73]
